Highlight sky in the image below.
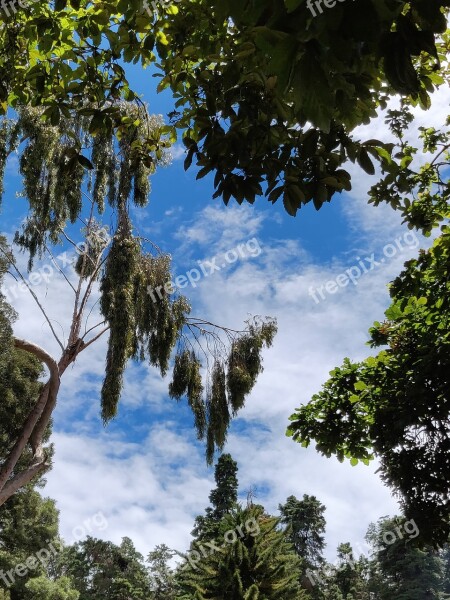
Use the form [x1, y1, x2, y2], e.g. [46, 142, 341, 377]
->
[1, 72, 449, 564]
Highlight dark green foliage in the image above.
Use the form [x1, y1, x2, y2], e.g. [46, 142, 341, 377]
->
[99, 218, 141, 422]
[178, 505, 304, 600]
[227, 320, 277, 415]
[193, 454, 239, 541]
[366, 516, 443, 599]
[157, 1, 449, 211]
[0, 120, 14, 204]
[279, 494, 326, 573]
[168, 318, 277, 464]
[0, 489, 60, 600]
[288, 225, 450, 544]
[2, 3, 449, 215]
[206, 361, 230, 461]
[59, 536, 151, 600]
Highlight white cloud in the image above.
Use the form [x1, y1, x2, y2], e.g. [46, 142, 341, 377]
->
[169, 144, 186, 162]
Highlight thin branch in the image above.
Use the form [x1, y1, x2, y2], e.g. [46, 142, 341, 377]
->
[61, 231, 79, 249]
[82, 319, 105, 340]
[0, 247, 65, 352]
[43, 243, 76, 293]
[82, 326, 110, 351]
[83, 298, 101, 336]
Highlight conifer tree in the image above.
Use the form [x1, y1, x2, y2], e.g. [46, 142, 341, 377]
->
[147, 544, 178, 600]
[178, 504, 306, 600]
[279, 494, 326, 596]
[192, 453, 239, 541]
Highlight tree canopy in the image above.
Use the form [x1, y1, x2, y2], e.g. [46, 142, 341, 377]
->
[0, 1, 449, 213]
[288, 111, 450, 544]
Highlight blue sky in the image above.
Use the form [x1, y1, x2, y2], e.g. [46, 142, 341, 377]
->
[1, 75, 448, 563]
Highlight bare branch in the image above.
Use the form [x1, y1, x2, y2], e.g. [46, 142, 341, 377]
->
[44, 243, 77, 293]
[0, 460, 50, 506]
[82, 326, 109, 351]
[0, 246, 65, 352]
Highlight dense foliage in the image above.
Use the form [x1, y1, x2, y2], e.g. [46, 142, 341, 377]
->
[0, 1, 448, 213]
[288, 106, 450, 545]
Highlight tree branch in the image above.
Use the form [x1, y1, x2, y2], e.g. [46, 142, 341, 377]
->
[0, 247, 65, 352]
[0, 460, 50, 506]
[0, 339, 59, 497]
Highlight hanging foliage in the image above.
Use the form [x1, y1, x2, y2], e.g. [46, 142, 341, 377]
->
[0, 103, 277, 466]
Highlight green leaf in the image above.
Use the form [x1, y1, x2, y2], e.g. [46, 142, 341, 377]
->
[77, 155, 94, 170]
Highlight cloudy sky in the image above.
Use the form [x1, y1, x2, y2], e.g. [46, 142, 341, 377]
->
[1, 75, 448, 563]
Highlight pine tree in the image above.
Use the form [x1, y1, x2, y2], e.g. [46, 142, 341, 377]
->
[178, 504, 306, 600]
[279, 494, 326, 597]
[192, 453, 239, 541]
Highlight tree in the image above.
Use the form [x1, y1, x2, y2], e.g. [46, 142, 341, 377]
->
[366, 516, 443, 600]
[0, 2, 448, 212]
[147, 544, 178, 600]
[288, 109, 450, 545]
[192, 453, 239, 540]
[330, 543, 370, 600]
[24, 576, 79, 600]
[278, 494, 326, 597]
[288, 223, 450, 544]
[0, 488, 60, 599]
[59, 536, 151, 600]
[440, 545, 450, 598]
[0, 105, 277, 504]
[0, 258, 61, 600]
[279, 494, 326, 572]
[177, 504, 306, 600]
